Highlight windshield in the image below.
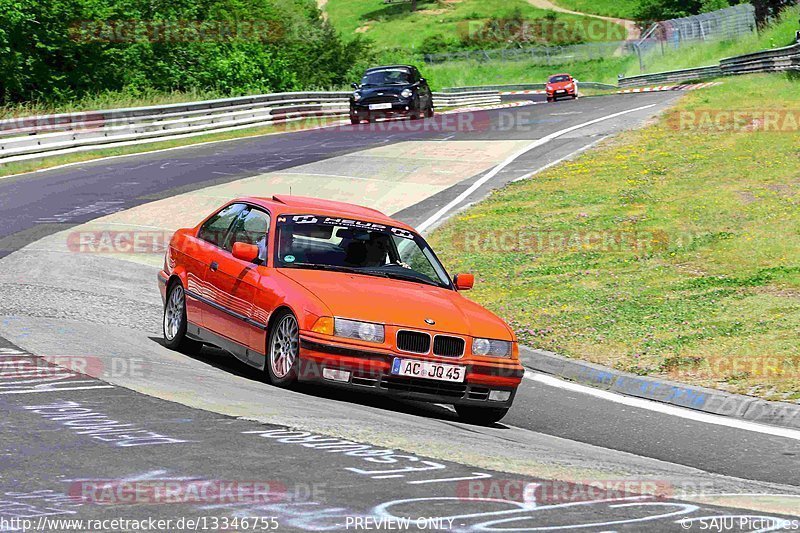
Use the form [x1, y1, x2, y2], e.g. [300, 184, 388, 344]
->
[275, 215, 452, 289]
[549, 75, 571, 83]
[361, 69, 412, 86]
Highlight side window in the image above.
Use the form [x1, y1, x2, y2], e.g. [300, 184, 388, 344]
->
[197, 203, 247, 248]
[226, 208, 271, 261]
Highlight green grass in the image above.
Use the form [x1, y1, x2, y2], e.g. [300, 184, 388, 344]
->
[325, 0, 626, 53]
[627, 5, 800, 76]
[430, 74, 800, 401]
[0, 89, 235, 120]
[424, 56, 633, 88]
[552, 0, 640, 20]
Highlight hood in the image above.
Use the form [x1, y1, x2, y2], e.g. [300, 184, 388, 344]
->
[548, 80, 573, 89]
[277, 269, 512, 340]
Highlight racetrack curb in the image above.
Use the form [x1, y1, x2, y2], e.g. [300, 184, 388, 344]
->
[520, 347, 800, 430]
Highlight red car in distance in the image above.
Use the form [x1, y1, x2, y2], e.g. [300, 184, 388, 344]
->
[546, 73, 579, 102]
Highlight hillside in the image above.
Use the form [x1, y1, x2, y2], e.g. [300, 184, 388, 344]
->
[324, 0, 627, 54]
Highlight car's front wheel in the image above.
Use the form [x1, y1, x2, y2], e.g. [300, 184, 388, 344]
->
[266, 310, 300, 387]
[163, 281, 202, 354]
[455, 405, 509, 425]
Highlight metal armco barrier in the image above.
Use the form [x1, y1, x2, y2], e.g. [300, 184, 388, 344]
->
[619, 41, 800, 87]
[442, 82, 617, 93]
[0, 90, 500, 164]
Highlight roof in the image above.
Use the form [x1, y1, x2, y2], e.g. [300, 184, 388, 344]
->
[239, 195, 414, 231]
[364, 65, 415, 73]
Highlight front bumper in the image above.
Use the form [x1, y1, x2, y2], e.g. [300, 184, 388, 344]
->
[547, 89, 577, 98]
[351, 101, 416, 118]
[297, 336, 522, 408]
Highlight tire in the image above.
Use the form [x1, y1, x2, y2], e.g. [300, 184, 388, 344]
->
[266, 310, 301, 388]
[163, 281, 202, 354]
[455, 405, 509, 425]
[547, 97, 554, 103]
[425, 104, 434, 118]
[350, 116, 360, 125]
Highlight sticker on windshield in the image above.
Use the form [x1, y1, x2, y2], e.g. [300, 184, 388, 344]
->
[284, 255, 296, 263]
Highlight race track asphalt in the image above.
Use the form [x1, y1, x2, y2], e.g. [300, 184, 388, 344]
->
[1, 92, 798, 529]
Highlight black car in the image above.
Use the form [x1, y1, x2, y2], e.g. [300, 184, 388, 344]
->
[349, 65, 434, 124]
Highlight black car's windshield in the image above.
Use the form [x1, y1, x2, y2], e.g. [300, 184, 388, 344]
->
[549, 75, 571, 83]
[361, 69, 412, 86]
[275, 214, 452, 289]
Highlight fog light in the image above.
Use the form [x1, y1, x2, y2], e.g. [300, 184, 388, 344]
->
[323, 369, 351, 383]
[489, 390, 511, 402]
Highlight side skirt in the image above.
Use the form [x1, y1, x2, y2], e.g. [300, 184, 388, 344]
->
[186, 323, 267, 371]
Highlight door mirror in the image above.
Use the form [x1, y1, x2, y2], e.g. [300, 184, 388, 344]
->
[232, 242, 260, 263]
[454, 273, 474, 291]
[351, 82, 360, 89]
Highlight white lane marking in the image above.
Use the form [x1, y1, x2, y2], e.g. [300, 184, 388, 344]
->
[524, 372, 800, 441]
[415, 104, 657, 232]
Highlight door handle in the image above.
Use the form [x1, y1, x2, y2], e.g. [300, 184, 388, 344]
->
[210, 261, 219, 272]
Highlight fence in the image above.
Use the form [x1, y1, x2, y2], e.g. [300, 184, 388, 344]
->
[618, 42, 800, 86]
[0, 91, 501, 164]
[634, 4, 757, 72]
[421, 5, 757, 72]
[424, 40, 641, 65]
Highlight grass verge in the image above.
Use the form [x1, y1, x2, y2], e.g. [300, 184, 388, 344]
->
[430, 73, 800, 402]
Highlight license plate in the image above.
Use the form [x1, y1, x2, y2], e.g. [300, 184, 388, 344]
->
[557, 90, 566, 93]
[391, 358, 465, 383]
[369, 103, 393, 110]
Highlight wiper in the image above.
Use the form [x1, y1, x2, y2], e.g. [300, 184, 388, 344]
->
[368, 270, 441, 288]
[286, 263, 360, 274]
[286, 263, 390, 279]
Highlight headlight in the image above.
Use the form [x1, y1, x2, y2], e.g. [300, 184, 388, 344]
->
[472, 338, 512, 358]
[401, 88, 413, 98]
[546, 85, 553, 91]
[334, 318, 385, 343]
[566, 83, 573, 89]
[353, 92, 361, 101]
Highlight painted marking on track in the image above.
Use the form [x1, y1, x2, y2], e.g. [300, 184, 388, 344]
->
[524, 372, 800, 441]
[415, 104, 657, 232]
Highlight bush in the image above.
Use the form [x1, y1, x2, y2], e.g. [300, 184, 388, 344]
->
[0, 0, 373, 104]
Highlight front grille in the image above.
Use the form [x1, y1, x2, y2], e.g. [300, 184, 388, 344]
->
[381, 376, 467, 399]
[361, 96, 397, 105]
[397, 331, 431, 354]
[433, 336, 465, 357]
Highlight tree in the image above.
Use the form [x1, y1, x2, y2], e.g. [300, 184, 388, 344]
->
[750, 0, 797, 26]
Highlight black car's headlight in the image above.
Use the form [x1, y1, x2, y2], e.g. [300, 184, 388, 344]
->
[353, 92, 362, 102]
[472, 338, 512, 358]
[401, 89, 413, 99]
[334, 318, 385, 343]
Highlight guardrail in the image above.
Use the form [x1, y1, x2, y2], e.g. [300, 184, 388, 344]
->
[442, 82, 617, 93]
[619, 40, 800, 87]
[618, 65, 723, 87]
[720, 42, 800, 75]
[0, 90, 500, 164]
